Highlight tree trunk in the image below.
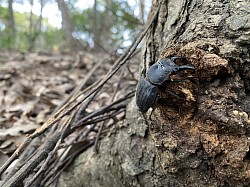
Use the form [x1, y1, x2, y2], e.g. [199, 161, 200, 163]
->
[38, 0, 44, 33]
[56, 0, 82, 52]
[139, 0, 145, 24]
[8, 0, 15, 40]
[57, 0, 250, 186]
[28, 0, 34, 51]
[28, 0, 44, 51]
[7, 0, 15, 49]
[101, 0, 113, 51]
[92, 0, 101, 51]
[92, 0, 113, 52]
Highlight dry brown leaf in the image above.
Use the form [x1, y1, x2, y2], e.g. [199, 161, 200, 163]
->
[0, 151, 9, 166]
[36, 108, 51, 124]
[0, 121, 39, 138]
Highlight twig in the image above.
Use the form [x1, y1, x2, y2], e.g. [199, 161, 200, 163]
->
[43, 140, 95, 187]
[41, 123, 97, 185]
[111, 61, 128, 102]
[40, 98, 128, 185]
[93, 122, 104, 153]
[53, 59, 104, 114]
[72, 89, 100, 125]
[24, 117, 71, 187]
[2, 132, 61, 187]
[2, 92, 130, 186]
[76, 107, 126, 127]
[72, 91, 134, 129]
[0, 1, 162, 184]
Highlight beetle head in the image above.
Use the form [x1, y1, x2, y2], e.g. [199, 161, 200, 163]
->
[146, 57, 195, 85]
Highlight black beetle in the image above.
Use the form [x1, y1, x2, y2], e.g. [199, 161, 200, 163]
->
[136, 56, 195, 112]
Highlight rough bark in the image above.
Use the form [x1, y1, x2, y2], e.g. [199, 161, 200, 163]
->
[57, 0, 250, 186]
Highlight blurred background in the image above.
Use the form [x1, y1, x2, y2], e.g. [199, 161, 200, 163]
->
[0, 0, 152, 53]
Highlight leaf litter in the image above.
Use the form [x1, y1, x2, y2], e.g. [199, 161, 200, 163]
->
[0, 50, 139, 172]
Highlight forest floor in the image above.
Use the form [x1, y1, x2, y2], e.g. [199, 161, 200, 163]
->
[0, 51, 139, 171]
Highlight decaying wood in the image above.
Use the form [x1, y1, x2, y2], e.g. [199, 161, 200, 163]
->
[57, 0, 250, 187]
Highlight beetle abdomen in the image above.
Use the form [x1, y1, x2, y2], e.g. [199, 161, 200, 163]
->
[136, 76, 158, 112]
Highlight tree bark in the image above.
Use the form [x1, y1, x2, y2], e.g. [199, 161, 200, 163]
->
[57, 0, 250, 186]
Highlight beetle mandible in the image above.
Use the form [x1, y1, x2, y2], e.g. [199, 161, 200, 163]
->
[136, 56, 195, 112]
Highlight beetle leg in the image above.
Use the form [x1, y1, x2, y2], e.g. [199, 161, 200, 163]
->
[165, 90, 183, 99]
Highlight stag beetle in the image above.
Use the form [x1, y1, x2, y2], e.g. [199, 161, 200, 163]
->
[136, 56, 195, 112]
